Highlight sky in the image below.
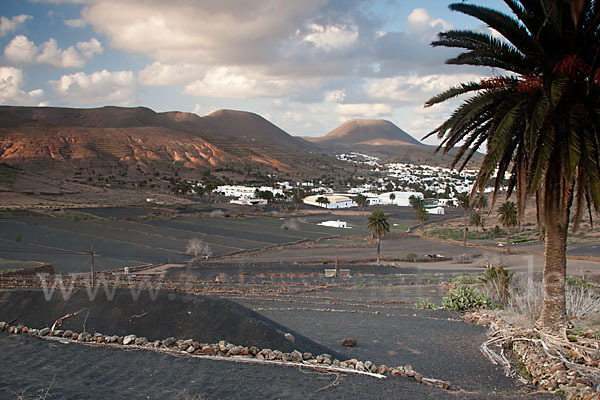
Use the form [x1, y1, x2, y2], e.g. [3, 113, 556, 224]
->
[0, 0, 511, 144]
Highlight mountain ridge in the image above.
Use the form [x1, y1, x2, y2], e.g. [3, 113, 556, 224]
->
[0, 105, 318, 175]
[305, 119, 422, 146]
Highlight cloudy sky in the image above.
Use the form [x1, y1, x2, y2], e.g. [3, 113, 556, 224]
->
[0, 0, 510, 143]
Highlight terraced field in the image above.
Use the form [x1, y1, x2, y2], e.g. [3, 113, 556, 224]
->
[0, 212, 354, 274]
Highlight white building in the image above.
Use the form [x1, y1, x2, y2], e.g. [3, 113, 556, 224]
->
[426, 206, 445, 215]
[216, 185, 283, 198]
[230, 197, 267, 206]
[371, 191, 423, 206]
[318, 220, 349, 228]
[303, 194, 356, 209]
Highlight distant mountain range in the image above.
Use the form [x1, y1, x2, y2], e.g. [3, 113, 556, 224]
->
[0, 105, 476, 189]
[0, 106, 318, 174]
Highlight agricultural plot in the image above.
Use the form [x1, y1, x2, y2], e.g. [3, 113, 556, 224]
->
[0, 212, 353, 274]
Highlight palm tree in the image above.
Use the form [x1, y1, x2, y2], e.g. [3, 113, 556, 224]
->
[316, 196, 329, 208]
[355, 193, 368, 212]
[470, 212, 485, 232]
[389, 193, 396, 205]
[425, 1, 600, 331]
[366, 209, 390, 265]
[291, 188, 305, 211]
[409, 195, 424, 210]
[474, 194, 488, 213]
[498, 201, 518, 254]
[416, 205, 429, 231]
[455, 192, 472, 246]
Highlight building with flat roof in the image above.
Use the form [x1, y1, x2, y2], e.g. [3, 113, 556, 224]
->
[303, 194, 356, 209]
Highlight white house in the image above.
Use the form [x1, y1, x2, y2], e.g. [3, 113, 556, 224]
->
[371, 191, 423, 206]
[426, 206, 445, 215]
[216, 185, 283, 198]
[318, 220, 349, 228]
[230, 197, 267, 206]
[303, 194, 356, 209]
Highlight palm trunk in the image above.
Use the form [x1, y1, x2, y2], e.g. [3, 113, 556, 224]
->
[537, 157, 573, 332]
[376, 234, 381, 266]
[463, 210, 467, 246]
[506, 228, 511, 254]
[538, 212, 569, 330]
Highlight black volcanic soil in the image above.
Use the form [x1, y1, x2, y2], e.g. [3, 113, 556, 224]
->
[0, 289, 338, 357]
[0, 287, 563, 399]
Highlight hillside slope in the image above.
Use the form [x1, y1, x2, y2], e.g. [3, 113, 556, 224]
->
[309, 119, 421, 146]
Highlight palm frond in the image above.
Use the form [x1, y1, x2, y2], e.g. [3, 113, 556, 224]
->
[424, 81, 481, 107]
[449, 3, 540, 55]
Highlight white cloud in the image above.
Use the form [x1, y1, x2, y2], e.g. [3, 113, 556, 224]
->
[183, 67, 286, 99]
[138, 62, 204, 86]
[37, 38, 85, 67]
[192, 104, 219, 116]
[76, 37, 102, 59]
[325, 89, 345, 103]
[3, 35, 38, 64]
[366, 73, 483, 104]
[79, 0, 327, 63]
[335, 103, 392, 117]
[0, 14, 32, 37]
[0, 66, 45, 105]
[4, 35, 102, 68]
[282, 111, 304, 124]
[64, 18, 87, 28]
[302, 23, 359, 51]
[408, 8, 453, 37]
[49, 69, 135, 104]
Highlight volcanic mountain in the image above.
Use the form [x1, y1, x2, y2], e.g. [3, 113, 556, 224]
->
[306, 118, 479, 166]
[308, 119, 422, 147]
[0, 105, 318, 177]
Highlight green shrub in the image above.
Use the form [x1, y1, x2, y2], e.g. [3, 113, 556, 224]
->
[452, 275, 478, 285]
[406, 252, 419, 262]
[441, 286, 495, 311]
[15, 233, 21, 242]
[479, 266, 515, 303]
[414, 298, 438, 309]
[566, 276, 595, 290]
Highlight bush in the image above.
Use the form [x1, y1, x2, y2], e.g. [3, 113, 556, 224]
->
[415, 298, 438, 309]
[442, 286, 495, 311]
[452, 275, 478, 285]
[507, 274, 544, 321]
[508, 274, 600, 321]
[566, 279, 600, 319]
[405, 252, 419, 262]
[479, 265, 514, 304]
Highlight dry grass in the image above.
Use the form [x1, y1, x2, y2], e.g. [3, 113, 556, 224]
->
[507, 274, 600, 323]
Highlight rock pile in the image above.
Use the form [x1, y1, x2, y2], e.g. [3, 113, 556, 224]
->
[0, 320, 451, 390]
[463, 312, 599, 400]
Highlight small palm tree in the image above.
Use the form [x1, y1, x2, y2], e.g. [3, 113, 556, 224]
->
[474, 195, 488, 213]
[498, 201, 518, 254]
[470, 212, 485, 232]
[292, 188, 305, 211]
[316, 196, 329, 208]
[455, 192, 472, 246]
[355, 193, 368, 212]
[367, 209, 390, 266]
[409, 195, 424, 210]
[416, 205, 429, 231]
[389, 193, 396, 205]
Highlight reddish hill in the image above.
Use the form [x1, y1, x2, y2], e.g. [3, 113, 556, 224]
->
[308, 119, 422, 146]
[0, 106, 321, 175]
